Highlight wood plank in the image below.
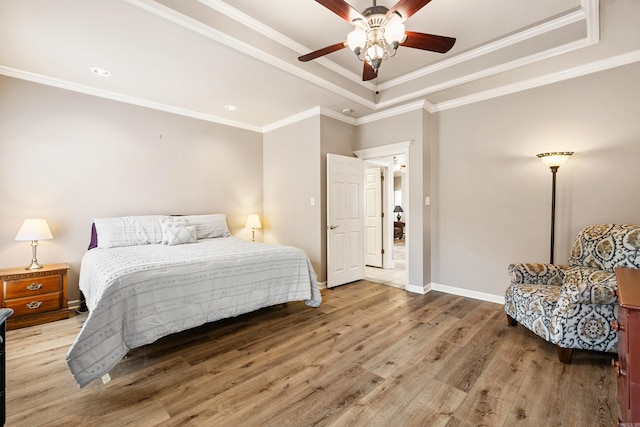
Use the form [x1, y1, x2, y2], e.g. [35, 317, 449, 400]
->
[2, 281, 617, 426]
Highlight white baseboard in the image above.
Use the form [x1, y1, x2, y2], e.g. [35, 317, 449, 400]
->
[430, 282, 505, 305]
[68, 299, 81, 311]
[405, 283, 431, 295]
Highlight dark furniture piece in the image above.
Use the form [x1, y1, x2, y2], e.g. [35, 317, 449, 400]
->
[394, 221, 404, 239]
[0, 264, 69, 330]
[613, 267, 640, 426]
[0, 308, 13, 427]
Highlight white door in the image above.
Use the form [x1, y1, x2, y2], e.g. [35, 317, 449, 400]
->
[364, 167, 383, 267]
[327, 153, 364, 288]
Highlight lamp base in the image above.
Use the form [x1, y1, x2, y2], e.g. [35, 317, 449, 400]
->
[26, 260, 44, 270]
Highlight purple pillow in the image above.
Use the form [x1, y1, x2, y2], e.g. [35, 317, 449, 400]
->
[88, 223, 98, 250]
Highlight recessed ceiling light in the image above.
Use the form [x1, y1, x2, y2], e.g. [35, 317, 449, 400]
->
[224, 104, 239, 111]
[90, 67, 111, 77]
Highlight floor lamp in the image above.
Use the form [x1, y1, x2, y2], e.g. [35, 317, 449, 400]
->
[536, 152, 573, 264]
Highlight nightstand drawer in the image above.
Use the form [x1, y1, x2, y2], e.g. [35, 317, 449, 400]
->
[5, 293, 62, 317]
[3, 275, 61, 299]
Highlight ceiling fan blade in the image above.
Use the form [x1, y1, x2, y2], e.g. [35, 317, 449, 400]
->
[298, 41, 347, 62]
[402, 31, 456, 53]
[386, 0, 433, 22]
[362, 61, 377, 81]
[315, 0, 364, 23]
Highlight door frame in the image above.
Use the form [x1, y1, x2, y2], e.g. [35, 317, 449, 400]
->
[355, 141, 411, 288]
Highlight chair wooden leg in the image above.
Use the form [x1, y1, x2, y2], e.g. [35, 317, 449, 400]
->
[506, 313, 518, 326]
[556, 346, 573, 364]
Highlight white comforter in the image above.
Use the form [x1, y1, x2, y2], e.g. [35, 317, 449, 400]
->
[66, 237, 321, 388]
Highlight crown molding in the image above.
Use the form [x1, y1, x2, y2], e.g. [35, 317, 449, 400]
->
[355, 100, 427, 125]
[125, 0, 377, 110]
[0, 66, 263, 132]
[199, 0, 374, 90]
[378, 6, 589, 91]
[432, 48, 640, 112]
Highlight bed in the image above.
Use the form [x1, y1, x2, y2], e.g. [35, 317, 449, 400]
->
[65, 214, 321, 388]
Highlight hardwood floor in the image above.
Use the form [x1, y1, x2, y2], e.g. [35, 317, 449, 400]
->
[5, 281, 616, 426]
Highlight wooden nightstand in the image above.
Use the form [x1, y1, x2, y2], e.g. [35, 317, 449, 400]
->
[0, 263, 70, 330]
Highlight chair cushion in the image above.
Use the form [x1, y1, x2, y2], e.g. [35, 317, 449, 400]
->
[505, 283, 561, 341]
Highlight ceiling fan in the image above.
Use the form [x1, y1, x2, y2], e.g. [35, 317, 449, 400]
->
[298, 0, 456, 81]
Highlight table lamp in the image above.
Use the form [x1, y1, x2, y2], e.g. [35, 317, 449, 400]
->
[245, 214, 262, 242]
[394, 205, 404, 222]
[15, 218, 53, 270]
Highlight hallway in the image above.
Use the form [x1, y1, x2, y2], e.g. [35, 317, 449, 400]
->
[364, 239, 405, 288]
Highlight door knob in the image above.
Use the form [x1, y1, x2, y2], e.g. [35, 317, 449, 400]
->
[329, 225, 339, 230]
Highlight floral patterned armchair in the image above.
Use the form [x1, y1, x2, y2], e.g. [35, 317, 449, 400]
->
[504, 224, 640, 363]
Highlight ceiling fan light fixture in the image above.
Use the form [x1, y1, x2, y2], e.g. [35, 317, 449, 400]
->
[298, 0, 456, 82]
[347, 28, 367, 51]
[366, 44, 385, 62]
[384, 22, 405, 46]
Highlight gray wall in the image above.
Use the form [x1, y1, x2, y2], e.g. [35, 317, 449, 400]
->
[263, 116, 323, 279]
[432, 61, 640, 299]
[0, 76, 263, 302]
[3, 60, 640, 305]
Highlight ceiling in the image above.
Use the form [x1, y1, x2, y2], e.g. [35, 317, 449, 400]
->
[0, 0, 630, 133]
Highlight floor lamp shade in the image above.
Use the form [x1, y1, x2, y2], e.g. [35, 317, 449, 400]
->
[15, 218, 53, 270]
[536, 152, 573, 264]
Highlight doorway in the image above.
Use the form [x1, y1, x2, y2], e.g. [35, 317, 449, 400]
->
[362, 154, 407, 289]
[356, 142, 411, 289]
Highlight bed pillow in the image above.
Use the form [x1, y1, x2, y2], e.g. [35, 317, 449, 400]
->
[177, 214, 231, 239]
[94, 215, 169, 248]
[165, 225, 197, 246]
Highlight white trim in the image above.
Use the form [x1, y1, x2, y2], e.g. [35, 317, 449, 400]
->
[406, 283, 430, 295]
[354, 140, 412, 159]
[430, 282, 505, 305]
[378, 7, 589, 91]
[262, 106, 357, 133]
[376, 37, 595, 111]
[356, 141, 412, 293]
[0, 66, 264, 133]
[198, 0, 373, 89]
[354, 100, 426, 126]
[433, 49, 640, 112]
[125, 0, 377, 111]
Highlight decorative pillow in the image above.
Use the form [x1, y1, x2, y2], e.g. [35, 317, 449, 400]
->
[160, 217, 187, 244]
[166, 225, 197, 246]
[176, 214, 231, 239]
[94, 215, 169, 248]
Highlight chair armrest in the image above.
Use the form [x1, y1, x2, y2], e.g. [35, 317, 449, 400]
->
[561, 267, 618, 305]
[508, 263, 568, 286]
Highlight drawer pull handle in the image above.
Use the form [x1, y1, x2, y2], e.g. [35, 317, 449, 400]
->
[27, 283, 43, 291]
[26, 301, 42, 310]
[612, 320, 625, 332]
[612, 359, 627, 377]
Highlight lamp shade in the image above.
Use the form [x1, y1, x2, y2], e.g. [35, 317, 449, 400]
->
[15, 218, 53, 241]
[394, 205, 404, 213]
[245, 214, 262, 229]
[536, 152, 574, 167]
